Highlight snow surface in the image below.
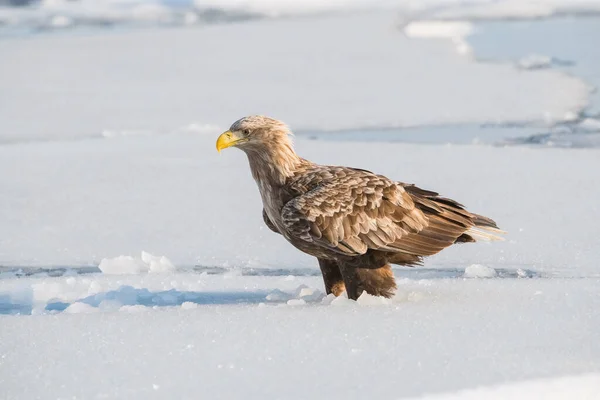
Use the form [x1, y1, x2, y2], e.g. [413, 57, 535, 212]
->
[0, 11, 589, 141]
[2, 271, 600, 399]
[1, 133, 599, 398]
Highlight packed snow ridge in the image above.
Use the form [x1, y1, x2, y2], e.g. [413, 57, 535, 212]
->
[98, 251, 176, 274]
[403, 21, 474, 56]
[409, 373, 600, 400]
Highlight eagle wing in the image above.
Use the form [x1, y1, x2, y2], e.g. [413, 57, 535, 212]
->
[281, 167, 470, 257]
[262, 209, 279, 233]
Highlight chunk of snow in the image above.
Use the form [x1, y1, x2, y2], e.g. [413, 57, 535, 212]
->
[64, 302, 99, 314]
[99, 252, 176, 275]
[330, 294, 356, 307]
[297, 287, 323, 302]
[265, 289, 291, 302]
[463, 264, 498, 278]
[293, 285, 323, 301]
[293, 284, 310, 296]
[98, 255, 148, 275]
[320, 293, 336, 305]
[517, 54, 552, 70]
[141, 251, 176, 273]
[357, 291, 392, 306]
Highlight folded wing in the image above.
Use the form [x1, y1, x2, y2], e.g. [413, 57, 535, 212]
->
[281, 168, 489, 258]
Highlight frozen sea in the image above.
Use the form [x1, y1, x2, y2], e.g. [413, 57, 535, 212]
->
[1, 1, 600, 399]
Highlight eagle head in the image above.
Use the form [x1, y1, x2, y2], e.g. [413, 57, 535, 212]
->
[216, 115, 291, 153]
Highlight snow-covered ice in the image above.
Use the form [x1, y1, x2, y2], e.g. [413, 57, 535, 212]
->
[1, 134, 599, 274]
[1, 1, 600, 399]
[0, 11, 589, 141]
[1, 131, 599, 398]
[2, 271, 599, 399]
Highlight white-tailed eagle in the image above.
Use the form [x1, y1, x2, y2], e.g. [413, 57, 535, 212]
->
[216, 116, 503, 300]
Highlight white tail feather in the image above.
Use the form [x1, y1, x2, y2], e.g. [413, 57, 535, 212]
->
[467, 225, 506, 242]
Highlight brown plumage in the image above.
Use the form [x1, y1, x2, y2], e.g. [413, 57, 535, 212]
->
[216, 116, 504, 300]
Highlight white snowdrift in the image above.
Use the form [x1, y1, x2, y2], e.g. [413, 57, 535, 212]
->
[98, 251, 176, 274]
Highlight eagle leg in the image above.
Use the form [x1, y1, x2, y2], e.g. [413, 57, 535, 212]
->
[356, 265, 397, 299]
[317, 258, 346, 297]
[338, 263, 362, 300]
[338, 263, 397, 300]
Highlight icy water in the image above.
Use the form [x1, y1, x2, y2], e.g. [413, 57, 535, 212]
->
[296, 124, 540, 145]
[306, 17, 600, 147]
[469, 17, 600, 116]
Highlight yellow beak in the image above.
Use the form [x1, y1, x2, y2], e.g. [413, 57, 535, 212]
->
[216, 130, 245, 153]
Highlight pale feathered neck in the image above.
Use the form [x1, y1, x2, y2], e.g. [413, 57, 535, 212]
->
[243, 136, 306, 185]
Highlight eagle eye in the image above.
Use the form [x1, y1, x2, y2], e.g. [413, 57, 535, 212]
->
[242, 129, 250, 136]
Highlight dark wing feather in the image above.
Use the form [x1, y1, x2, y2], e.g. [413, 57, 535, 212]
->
[281, 167, 434, 256]
[262, 209, 279, 234]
